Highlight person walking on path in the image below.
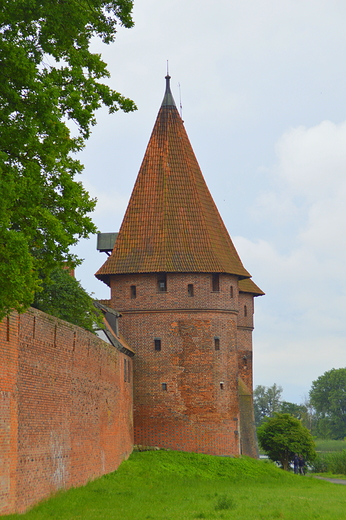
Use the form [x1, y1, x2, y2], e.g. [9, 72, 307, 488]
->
[293, 454, 299, 474]
[298, 455, 305, 475]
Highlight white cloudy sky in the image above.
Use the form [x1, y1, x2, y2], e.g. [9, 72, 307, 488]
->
[71, 0, 346, 404]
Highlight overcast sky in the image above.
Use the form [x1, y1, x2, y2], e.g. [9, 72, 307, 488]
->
[72, 0, 346, 405]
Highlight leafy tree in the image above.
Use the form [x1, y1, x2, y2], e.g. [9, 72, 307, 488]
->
[257, 413, 316, 471]
[32, 267, 103, 332]
[309, 368, 346, 439]
[0, 0, 136, 319]
[280, 401, 308, 420]
[299, 397, 319, 433]
[280, 400, 317, 432]
[254, 384, 282, 426]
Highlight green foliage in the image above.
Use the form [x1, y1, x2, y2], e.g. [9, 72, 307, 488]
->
[4, 451, 346, 520]
[310, 450, 346, 475]
[280, 400, 317, 432]
[314, 438, 346, 453]
[0, 0, 136, 318]
[280, 401, 307, 420]
[0, 229, 38, 315]
[254, 383, 282, 426]
[32, 268, 103, 332]
[257, 413, 316, 471]
[309, 368, 346, 439]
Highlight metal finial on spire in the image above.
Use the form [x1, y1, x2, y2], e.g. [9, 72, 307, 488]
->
[162, 65, 175, 107]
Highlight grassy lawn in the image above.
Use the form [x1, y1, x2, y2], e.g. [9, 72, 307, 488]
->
[3, 451, 346, 520]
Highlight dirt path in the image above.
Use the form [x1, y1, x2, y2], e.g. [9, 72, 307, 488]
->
[313, 476, 346, 485]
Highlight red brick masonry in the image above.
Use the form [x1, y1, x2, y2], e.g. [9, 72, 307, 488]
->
[0, 308, 133, 515]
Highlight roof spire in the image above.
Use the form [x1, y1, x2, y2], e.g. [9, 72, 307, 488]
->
[161, 66, 176, 107]
[96, 75, 252, 282]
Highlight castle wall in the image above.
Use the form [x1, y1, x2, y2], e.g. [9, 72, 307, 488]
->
[0, 308, 133, 515]
[237, 292, 254, 391]
[0, 315, 18, 515]
[110, 272, 239, 312]
[130, 312, 240, 455]
[237, 292, 258, 458]
[111, 272, 243, 456]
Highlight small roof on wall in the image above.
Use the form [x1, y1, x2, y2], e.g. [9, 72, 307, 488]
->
[238, 278, 264, 296]
[94, 301, 135, 357]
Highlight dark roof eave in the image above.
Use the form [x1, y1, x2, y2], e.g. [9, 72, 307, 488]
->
[97, 269, 251, 278]
[95, 273, 111, 286]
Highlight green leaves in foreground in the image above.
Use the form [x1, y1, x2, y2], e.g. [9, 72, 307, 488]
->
[0, 0, 137, 318]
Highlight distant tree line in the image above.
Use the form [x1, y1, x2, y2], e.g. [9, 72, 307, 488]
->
[254, 368, 346, 440]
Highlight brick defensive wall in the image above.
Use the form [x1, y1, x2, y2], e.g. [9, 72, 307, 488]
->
[0, 308, 133, 515]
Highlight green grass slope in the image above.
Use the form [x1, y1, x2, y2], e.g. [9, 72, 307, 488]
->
[3, 451, 346, 520]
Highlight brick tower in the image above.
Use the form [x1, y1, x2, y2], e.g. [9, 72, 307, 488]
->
[96, 76, 263, 457]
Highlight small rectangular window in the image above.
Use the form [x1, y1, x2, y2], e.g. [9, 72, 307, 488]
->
[214, 337, 220, 350]
[157, 273, 167, 292]
[244, 305, 248, 317]
[212, 273, 220, 292]
[130, 285, 137, 298]
[124, 358, 127, 382]
[230, 285, 233, 298]
[154, 338, 161, 351]
[162, 383, 167, 391]
[188, 284, 194, 297]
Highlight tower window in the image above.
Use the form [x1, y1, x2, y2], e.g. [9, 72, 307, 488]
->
[162, 383, 167, 391]
[243, 355, 248, 369]
[188, 284, 194, 297]
[214, 337, 220, 350]
[130, 285, 137, 298]
[157, 273, 167, 292]
[220, 382, 224, 390]
[154, 338, 161, 351]
[124, 358, 127, 382]
[230, 285, 233, 298]
[212, 273, 220, 292]
[244, 305, 248, 317]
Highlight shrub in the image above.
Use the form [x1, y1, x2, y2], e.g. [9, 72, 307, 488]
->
[257, 413, 316, 470]
[310, 450, 346, 474]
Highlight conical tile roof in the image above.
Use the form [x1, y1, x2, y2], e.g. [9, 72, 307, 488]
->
[96, 76, 251, 285]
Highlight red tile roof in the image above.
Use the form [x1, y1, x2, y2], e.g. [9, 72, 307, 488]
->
[96, 77, 252, 285]
[238, 278, 265, 296]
